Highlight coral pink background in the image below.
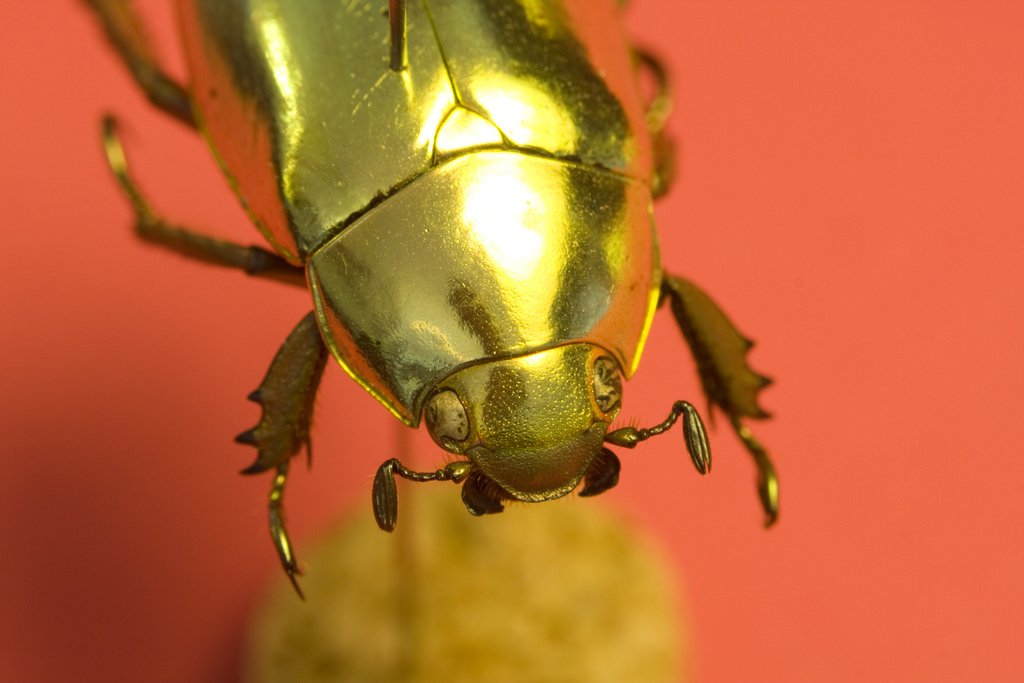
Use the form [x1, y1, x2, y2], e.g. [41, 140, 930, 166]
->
[2, 2, 1021, 681]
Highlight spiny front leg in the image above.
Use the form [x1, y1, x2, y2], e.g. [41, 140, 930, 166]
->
[661, 275, 780, 525]
[237, 312, 328, 593]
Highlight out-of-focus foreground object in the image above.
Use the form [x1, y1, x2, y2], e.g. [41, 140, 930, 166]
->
[246, 488, 684, 683]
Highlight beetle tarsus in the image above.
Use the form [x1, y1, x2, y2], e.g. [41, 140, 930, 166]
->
[731, 417, 780, 526]
[268, 461, 305, 599]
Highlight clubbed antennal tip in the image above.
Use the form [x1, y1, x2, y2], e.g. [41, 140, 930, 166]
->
[679, 402, 711, 474]
[372, 459, 473, 532]
[604, 400, 712, 476]
[372, 461, 399, 532]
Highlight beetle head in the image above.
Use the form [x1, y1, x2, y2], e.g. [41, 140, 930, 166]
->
[423, 343, 622, 502]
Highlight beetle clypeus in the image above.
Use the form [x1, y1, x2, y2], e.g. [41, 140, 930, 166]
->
[86, 0, 779, 595]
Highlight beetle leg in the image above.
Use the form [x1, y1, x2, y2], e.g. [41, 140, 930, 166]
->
[84, 0, 195, 127]
[633, 48, 675, 198]
[268, 460, 304, 598]
[236, 312, 328, 594]
[237, 312, 328, 475]
[660, 275, 780, 525]
[101, 116, 306, 287]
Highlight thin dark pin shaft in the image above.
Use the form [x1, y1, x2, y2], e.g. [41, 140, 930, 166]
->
[389, 0, 408, 72]
[393, 423, 416, 681]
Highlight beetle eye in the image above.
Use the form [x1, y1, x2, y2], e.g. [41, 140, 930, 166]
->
[425, 390, 470, 446]
[593, 357, 622, 415]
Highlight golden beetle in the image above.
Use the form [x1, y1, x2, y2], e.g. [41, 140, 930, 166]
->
[86, 0, 779, 594]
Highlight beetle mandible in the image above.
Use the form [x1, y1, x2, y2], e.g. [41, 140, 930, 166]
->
[86, 0, 780, 594]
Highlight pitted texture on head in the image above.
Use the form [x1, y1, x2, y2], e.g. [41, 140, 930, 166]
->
[426, 344, 621, 501]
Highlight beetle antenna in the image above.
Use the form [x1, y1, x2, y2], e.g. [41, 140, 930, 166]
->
[372, 458, 472, 531]
[604, 400, 712, 475]
[389, 0, 408, 72]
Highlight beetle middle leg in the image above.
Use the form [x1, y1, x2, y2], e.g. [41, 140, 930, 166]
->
[634, 48, 675, 198]
[660, 275, 780, 525]
[83, 0, 195, 127]
[236, 312, 329, 594]
[100, 116, 306, 287]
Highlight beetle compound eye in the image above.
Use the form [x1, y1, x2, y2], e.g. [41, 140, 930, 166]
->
[425, 390, 470, 447]
[593, 357, 622, 415]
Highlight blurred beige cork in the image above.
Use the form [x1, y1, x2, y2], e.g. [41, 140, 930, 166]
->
[246, 488, 687, 683]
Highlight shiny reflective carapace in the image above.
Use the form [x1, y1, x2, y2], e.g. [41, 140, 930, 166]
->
[88, 0, 779, 593]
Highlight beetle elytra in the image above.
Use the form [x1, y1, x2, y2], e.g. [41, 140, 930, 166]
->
[87, 0, 779, 595]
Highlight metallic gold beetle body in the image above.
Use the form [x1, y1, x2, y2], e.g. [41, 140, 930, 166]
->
[182, 0, 658, 420]
[87, 0, 779, 592]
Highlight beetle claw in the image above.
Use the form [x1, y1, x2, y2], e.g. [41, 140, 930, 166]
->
[269, 462, 304, 598]
[285, 571, 304, 600]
